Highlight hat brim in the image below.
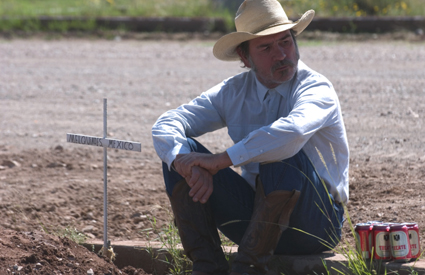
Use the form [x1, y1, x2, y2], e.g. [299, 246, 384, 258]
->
[213, 10, 315, 61]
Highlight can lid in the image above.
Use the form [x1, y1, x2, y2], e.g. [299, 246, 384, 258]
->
[390, 224, 407, 230]
[355, 223, 373, 229]
[373, 224, 390, 229]
[367, 221, 383, 224]
[401, 222, 419, 229]
[401, 222, 417, 225]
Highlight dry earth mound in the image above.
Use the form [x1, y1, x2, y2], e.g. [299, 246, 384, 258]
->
[0, 229, 148, 274]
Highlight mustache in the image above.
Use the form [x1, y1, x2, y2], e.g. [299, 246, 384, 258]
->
[271, 60, 295, 72]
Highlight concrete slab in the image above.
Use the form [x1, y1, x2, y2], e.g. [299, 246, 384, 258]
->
[83, 240, 425, 275]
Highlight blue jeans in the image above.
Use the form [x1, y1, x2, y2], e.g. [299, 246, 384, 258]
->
[162, 138, 344, 255]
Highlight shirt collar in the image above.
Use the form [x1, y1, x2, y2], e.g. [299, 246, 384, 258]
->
[253, 72, 269, 102]
[253, 70, 296, 102]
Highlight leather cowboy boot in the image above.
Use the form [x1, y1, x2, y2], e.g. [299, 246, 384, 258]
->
[168, 179, 229, 275]
[231, 178, 300, 275]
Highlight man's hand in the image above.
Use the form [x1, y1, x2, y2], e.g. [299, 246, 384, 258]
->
[172, 151, 232, 204]
[186, 166, 213, 204]
[173, 151, 232, 178]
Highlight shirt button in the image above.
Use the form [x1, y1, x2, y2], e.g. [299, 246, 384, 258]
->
[239, 156, 244, 160]
[260, 149, 263, 153]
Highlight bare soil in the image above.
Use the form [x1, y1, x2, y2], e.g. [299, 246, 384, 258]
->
[0, 33, 424, 273]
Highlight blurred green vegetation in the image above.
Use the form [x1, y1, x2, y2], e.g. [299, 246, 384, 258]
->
[282, 0, 424, 17]
[0, 0, 423, 18]
[0, 0, 423, 33]
[0, 0, 228, 18]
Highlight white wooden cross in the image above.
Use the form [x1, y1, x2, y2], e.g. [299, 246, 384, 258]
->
[66, 98, 141, 256]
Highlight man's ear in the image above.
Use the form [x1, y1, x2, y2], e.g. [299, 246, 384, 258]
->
[236, 46, 251, 68]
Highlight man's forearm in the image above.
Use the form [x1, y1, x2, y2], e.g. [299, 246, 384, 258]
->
[211, 151, 233, 171]
[173, 151, 233, 179]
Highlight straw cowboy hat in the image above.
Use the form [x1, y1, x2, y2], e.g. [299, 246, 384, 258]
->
[213, 0, 315, 61]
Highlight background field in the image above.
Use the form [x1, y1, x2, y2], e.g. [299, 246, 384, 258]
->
[0, 36, 424, 273]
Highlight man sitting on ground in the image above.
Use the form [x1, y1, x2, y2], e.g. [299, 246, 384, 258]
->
[152, 0, 349, 274]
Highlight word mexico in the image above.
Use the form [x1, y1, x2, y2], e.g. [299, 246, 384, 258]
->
[67, 133, 141, 152]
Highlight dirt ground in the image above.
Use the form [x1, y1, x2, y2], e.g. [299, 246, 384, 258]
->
[0, 32, 424, 273]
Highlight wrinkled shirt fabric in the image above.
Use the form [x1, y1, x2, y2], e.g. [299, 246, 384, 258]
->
[152, 60, 349, 204]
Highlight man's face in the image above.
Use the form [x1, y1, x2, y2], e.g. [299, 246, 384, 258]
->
[238, 30, 299, 89]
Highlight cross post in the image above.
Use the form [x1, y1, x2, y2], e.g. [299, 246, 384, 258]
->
[66, 98, 141, 257]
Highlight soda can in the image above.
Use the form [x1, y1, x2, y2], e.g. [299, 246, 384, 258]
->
[355, 223, 373, 259]
[372, 223, 391, 261]
[402, 222, 421, 259]
[390, 224, 412, 262]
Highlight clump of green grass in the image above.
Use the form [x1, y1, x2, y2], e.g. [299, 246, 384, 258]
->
[56, 226, 88, 244]
[144, 213, 193, 275]
[39, 222, 87, 244]
[143, 209, 236, 275]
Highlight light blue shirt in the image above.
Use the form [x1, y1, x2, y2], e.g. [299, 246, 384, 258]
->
[152, 60, 349, 204]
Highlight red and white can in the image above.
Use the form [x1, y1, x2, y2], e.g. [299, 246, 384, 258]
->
[402, 222, 421, 259]
[390, 224, 412, 262]
[355, 223, 373, 259]
[372, 223, 391, 261]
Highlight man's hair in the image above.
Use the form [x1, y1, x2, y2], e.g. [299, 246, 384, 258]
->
[237, 40, 250, 68]
[236, 29, 300, 67]
[291, 30, 300, 60]
[238, 40, 250, 60]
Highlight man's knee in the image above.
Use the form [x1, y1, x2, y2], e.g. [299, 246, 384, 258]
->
[258, 151, 315, 195]
[186, 137, 212, 154]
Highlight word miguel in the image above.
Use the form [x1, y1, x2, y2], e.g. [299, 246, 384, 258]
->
[355, 221, 421, 262]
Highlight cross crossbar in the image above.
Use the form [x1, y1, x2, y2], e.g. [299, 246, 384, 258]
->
[66, 134, 141, 152]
